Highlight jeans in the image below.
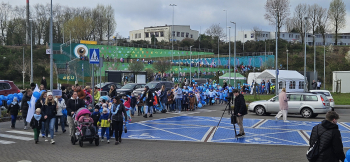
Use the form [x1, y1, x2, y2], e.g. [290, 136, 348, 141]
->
[41, 121, 46, 136]
[23, 118, 28, 126]
[130, 107, 136, 116]
[160, 102, 166, 110]
[144, 106, 153, 114]
[100, 127, 110, 140]
[45, 117, 56, 139]
[67, 116, 75, 137]
[55, 115, 66, 132]
[175, 98, 182, 112]
[10, 115, 17, 127]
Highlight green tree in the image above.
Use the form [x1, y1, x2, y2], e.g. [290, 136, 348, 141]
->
[145, 68, 154, 82]
[152, 59, 172, 74]
[128, 60, 145, 73]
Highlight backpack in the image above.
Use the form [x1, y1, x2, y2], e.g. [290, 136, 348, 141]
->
[306, 126, 329, 161]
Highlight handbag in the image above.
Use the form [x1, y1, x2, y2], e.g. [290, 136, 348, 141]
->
[231, 115, 237, 124]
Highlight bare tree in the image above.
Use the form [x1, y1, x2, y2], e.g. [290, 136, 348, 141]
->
[205, 23, 224, 39]
[264, 0, 291, 39]
[0, 2, 12, 44]
[308, 4, 319, 45]
[287, 3, 308, 44]
[316, 6, 328, 45]
[328, 0, 346, 45]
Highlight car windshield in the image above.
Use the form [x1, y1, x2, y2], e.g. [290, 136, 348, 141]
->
[95, 83, 107, 88]
[318, 92, 331, 96]
[121, 84, 135, 89]
[145, 82, 158, 89]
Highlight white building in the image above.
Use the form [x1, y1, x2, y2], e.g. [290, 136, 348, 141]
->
[129, 25, 199, 43]
[235, 30, 350, 46]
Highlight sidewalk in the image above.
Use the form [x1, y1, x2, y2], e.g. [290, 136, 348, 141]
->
[334, 105, 350, 109]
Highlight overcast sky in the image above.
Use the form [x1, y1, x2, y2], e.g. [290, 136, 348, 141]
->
[10, 0, 350, 38]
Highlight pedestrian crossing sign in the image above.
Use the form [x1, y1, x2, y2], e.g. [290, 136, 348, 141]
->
[89, 49, 100, 64]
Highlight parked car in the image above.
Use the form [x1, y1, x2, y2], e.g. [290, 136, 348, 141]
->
[0, 80, 20, 96]
[248, 92, 332, 118]
[192, 78, 207, 86]
[96, 82, 122, 93]
[309, 90, 335, 109]
[116, 83, 145, 97]
[133, 81, 174, 96]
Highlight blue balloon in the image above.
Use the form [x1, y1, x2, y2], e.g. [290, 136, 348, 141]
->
[3, 96, 8, 100]
[198, 103, 202, 108]
[33, 92, 40, 98]
[0, 95, 3, 100]
[212, 100, 215, 103]
[201, 101, 205, 104]
[346, 149, 350, 161]
[40, 90, 46, 95]
[7, 100, 11, 106]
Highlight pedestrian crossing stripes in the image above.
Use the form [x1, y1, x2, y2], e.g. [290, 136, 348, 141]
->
[0, 133, 33, 141]
[6, 130, 34, 136]
[0, 139, 16, 144]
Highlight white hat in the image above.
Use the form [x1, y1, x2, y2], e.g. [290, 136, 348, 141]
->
[103, 108, 108, 112]
[47, 92, 53, 96]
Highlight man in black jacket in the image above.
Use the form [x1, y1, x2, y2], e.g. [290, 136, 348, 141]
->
[233, 89, 247, 137]
[140, 86, 154, 118]
[66, 92, 85, 137]
[41, 76, 47, 89]
[20, 89, 32, 130]
[309, 111, 345, 162]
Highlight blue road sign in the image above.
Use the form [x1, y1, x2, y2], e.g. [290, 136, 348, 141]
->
[89, 49, 100, 64]
[277, 69, 279, 75]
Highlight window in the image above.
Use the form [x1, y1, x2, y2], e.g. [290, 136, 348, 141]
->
[289, 94, 302, 101]
[272, 96, 279, 102]
[172, 31, 175, 37]
[181, 32, 184, 37]
[138, 33, 141, 38]
[279, 81, 283, 89]
[160, 31, 164, 37]
[155, 32, 159, 37]
[135, 34, 137, 39]
[299, 81, 304, 89]
[150, 32, 154, 37]
[251, 33, 254, 38]
[266, 34, 268, 37]
[303, 95, 318, 101]
[186, 33, 189, 38]
[289, 81, 295, 89]
[282, 34, 285, 37]
[190, 34, 193, 38]
[244, 34, 247, 38]
[145, 32, 149, 38]
[177, 32, 180, 37]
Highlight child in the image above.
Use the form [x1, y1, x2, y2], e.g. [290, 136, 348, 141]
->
[78, 113, 94, 123]
[195, 92, 201, 108]
[167, 91, 174, 112]
[189, 92, 196, 111]
[30, 108, 44, 144]
[209, 89, 215, 105]
[87, 104, 94, 113]
[7, 97, 20, 128]
[91, 107, 101, 134]
[97, 108, 110, 143]
[219, 89, 224, 105]
[130, 93, 137, 117]
[215, 89, 220, 104]
[137, 95, 144, 116]
[182, 92, 189, 111]
[123, 95, 132, 121]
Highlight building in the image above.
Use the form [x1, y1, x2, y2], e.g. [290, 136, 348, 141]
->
[235, 30, 350, 46]
[129, 25, 199, 43]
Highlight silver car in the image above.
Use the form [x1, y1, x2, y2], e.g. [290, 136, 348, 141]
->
[248, 93, 332, 118]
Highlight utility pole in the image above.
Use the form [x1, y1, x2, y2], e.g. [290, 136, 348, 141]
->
[170, 4, 176, 63]
[304, 17, 308, 92]
[228, 26, 231, 85]
[49, 0, 53, 91]
[275, 10, 279, 95]
[23, 47, 25, 89]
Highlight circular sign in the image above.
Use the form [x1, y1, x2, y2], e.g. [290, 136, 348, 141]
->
[74, 44, 88, 58]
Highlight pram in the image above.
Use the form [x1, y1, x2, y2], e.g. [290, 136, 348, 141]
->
[70, 108, 99, 147]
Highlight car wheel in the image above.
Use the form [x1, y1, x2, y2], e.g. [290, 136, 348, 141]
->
[301, 108, 313, 118]
[254, 106, 266, 116]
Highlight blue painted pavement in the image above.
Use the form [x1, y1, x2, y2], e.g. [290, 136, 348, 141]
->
[97, 116, 350, 147]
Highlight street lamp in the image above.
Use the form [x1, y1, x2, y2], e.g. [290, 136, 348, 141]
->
[50, 0, 53, 91]
[218, 23, 220, 71]
[313, 35, 316, 80]
[29, 19, 33, 83]
[286, 49, 288, 70]
[190, 46, 193, 79]
[223, 10, 227, 42]
[304, 17, 308, 92]
[324, 45, 325, 89]
[228, 26, 231, 85]
[275, 10, 279, 95]
[230, 21, 236, 88]
[170, 4, 176, 63]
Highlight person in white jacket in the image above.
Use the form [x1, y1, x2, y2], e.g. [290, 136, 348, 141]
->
[54, 95, 67, 133]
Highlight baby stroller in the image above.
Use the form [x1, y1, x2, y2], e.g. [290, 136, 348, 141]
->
[70, 108, 99, 147]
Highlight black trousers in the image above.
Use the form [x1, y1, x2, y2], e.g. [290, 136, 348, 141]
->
[111, 121, 123, 140]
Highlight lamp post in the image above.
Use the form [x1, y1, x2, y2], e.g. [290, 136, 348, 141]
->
[324, 45, 325, 89]
[50, 0, 53, 91]
[190, 46, 193, 79]
[23, 47, 25, 89]
[228, 26, 231, 85]
[197, 51, 199, 79]
[304, 17, 308, 92]
[29, 19, 33, 83]
[286, 49, 288, 70]
[223, 10, 227, 42]
[170, 4, 176, 63]
[313, 35, 316, 80]
[231, 21, 236, 88]
[265, 41, 267, 64]
[218, 23, 220, 71]
[275, 10, 279, 95]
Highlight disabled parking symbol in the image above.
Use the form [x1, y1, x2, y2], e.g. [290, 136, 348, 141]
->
[245, 138, 281, 144]
[128, 133, 160, 139]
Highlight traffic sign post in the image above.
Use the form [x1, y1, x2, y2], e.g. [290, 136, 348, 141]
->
[89, 49, 100, 104]
[46, 49, 51, 54]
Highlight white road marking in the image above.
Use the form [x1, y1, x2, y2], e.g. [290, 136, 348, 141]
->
[0, 139, 16, 144]
[0, 133, 33, 141]
[6, 130, 34, 136]
[201, 127, 214, 142]
[298, 130, 310, 144]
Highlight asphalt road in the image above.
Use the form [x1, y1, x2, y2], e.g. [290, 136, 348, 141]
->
[0, 104, 349, 162]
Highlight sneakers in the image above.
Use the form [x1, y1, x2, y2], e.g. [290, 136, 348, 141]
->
[45, 138, 49, 142]
[35, 140, 38, 144]
[101, 139, 104, 142]
[63, 129, 66, 133]
[51, 139, 55, 144]
[149, 114, 153, 118]
[115, 141, 119, 145]
[143, 114, 147, 118]
[107, 140, 110, 144]
[24, 126, 27, 130]
[236, 133, 245, 137]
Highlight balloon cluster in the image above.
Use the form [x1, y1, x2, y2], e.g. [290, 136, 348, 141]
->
[0, 93, 23, 106]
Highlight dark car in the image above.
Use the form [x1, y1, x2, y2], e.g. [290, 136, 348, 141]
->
[96, 82, 122, 93]
[116, 83, 145, 97]
[0, 80, 20, 96]
[192, 78, 207, 86]
[133, 81, 174, 96]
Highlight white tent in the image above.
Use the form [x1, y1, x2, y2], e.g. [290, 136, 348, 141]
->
[256, 70, 305, 92]
[247, 72, 262, 86]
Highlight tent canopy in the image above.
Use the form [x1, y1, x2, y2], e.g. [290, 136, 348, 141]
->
[219, 73, 246, 80]
[256, 70, 304, 81]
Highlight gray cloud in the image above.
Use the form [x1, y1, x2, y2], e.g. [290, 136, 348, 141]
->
[10, 0, 350, 37]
